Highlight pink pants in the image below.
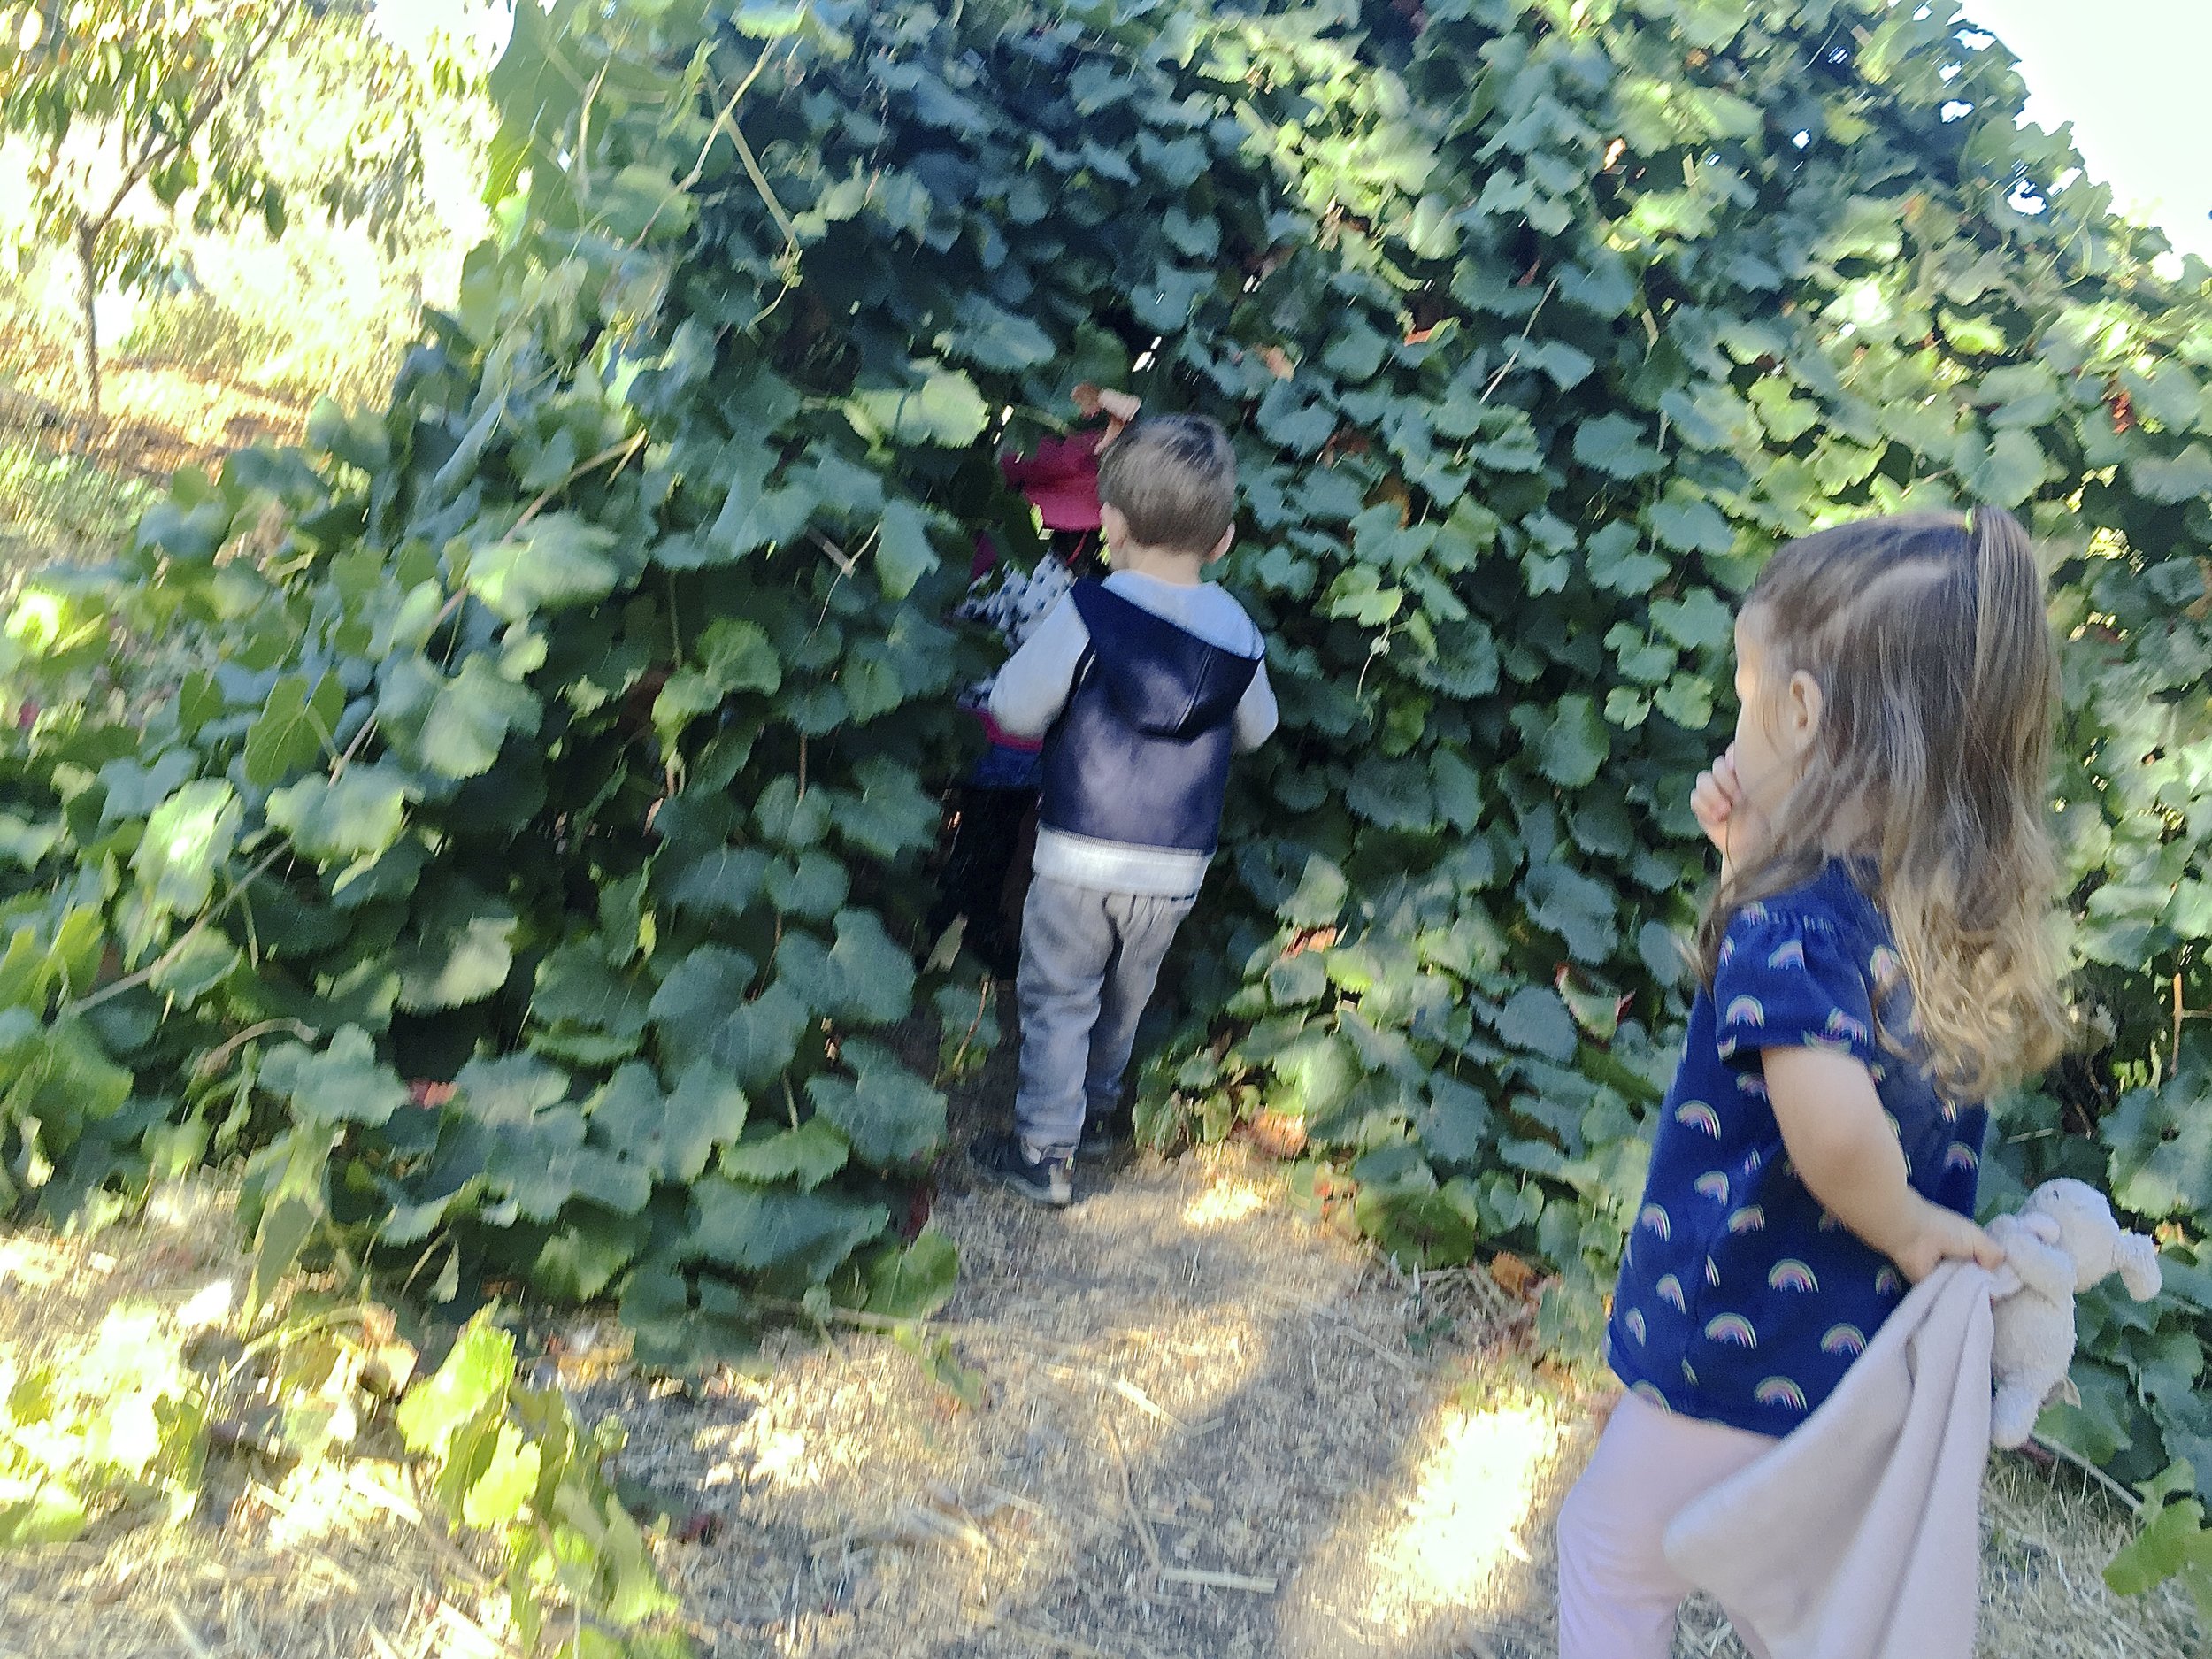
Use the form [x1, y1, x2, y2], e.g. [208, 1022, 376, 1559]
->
[1556, 1391, 1778, 1659]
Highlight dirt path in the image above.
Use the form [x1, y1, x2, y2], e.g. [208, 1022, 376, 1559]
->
[583, 1081, 2198, 1659]
[592, 1133, 1584, 1659]
[0, 1133, 2193, 1657]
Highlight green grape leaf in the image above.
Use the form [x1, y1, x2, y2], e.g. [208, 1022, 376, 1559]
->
[1951, 426, 2050, 509]
[590, 1057, 748, 1182]
[1572, 413, 1665, 480]
[461, 1423, 541, 1527]
[711, 980, 813, 1089]
[848, 364, 989, 447]
[648, 945, 758, 1071]
[836, 757, 940, 858]
[267, 765, 411, 864]
[419, 657, 541, 780]
[876, 500, 941, 601]
[533, 942, 651, 1038]
[396, 1315, 513, 1453]
[1495, 985, 1579, 1061]
[244, 672, 344, 787]
[857, 1229, 960, 1318]
[273, 1025, 409, 1126]
[472, 514, 622, 621]
[687, 1179, 890, 1278]
[133, 780, 240, 919]
[1536, 695, 1609, 788]
[396, 913, 518, 1012]
[804, 1039, 946, 1168]
[721, 1116, 850, 1190]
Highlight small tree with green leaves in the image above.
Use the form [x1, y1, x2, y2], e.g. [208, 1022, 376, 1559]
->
[1, 0, 314, 414]
[0, 0, 452, 416]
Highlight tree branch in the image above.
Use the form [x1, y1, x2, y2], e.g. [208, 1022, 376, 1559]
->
[90, 0, 306, 236]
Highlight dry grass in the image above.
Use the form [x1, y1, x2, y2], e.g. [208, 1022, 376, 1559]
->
[559, 1057, 2206, 1659]
[0, 1145, 2199, 1657]
[0, 1076, 2197, 1659]
[0, 323, 312, 585]
[0, 1186, 508, 1659]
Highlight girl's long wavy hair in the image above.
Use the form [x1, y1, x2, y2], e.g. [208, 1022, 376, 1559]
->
[1693, 506, 2070, 1099]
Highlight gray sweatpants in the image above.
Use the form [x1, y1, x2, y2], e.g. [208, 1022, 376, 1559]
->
[1013, 875, 1198, 1160]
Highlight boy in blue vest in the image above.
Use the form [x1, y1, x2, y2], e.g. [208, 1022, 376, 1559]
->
[969, 414, 1277, 1206]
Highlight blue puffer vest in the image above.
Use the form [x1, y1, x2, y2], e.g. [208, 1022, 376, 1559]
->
[1039, 581, 1262, 854]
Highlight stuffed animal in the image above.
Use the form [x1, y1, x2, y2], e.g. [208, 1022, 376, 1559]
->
[1985, 1178, 2163, 1448]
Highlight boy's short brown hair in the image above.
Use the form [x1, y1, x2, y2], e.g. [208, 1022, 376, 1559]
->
[1095, 414, 1236, 554]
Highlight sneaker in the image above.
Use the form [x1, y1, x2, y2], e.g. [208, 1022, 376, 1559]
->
[969, 1133, 1072, 1208]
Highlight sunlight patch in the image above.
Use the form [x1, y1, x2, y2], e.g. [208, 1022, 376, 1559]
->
[700, 1417, 823, 1495]
[1182, 1180, 1268, 1230]
[0, 1238, 66, 1288]
[1359, 1387, 1571, 1625]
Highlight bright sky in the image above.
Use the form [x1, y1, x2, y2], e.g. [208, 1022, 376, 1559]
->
[371, 0, 511, 69]
[1956, 1, 2212, 261]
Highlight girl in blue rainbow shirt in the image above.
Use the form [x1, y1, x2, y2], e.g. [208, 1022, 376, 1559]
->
[1556, 507, 2070, 1657]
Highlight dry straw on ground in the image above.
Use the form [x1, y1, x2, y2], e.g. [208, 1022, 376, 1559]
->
[0, 1184, 497, 1659]
[0, 1087, 2198, 1659]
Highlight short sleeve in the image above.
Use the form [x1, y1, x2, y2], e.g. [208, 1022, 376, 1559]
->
[1713, 902, 1878, 1069]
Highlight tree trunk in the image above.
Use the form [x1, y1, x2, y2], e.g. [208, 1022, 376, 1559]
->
[74, 220, 100, 420]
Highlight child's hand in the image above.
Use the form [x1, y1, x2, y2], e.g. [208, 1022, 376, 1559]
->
[1892, 1202, 2007, 1285]
[1691, 745, 1747, 852]
[1073, 383, 1141, 448]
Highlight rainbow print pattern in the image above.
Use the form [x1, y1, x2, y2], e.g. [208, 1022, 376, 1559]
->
[1611, 870, 1995, 1432]
[1674, 1101, 1724, 1137]
[1704, 1312, 1758, 1348]
[1632, 1382, 1673, 1411]
[1755, 1377, 1809, 1411]
[1724, 994, 1767, 1028]
[1767, 1258, 1820, 1294]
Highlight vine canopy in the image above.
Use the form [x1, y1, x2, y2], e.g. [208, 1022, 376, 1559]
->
[10, 0, 2212, 1592]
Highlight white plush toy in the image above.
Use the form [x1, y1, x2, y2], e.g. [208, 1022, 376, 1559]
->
[1985, 1178, 2163, 1449]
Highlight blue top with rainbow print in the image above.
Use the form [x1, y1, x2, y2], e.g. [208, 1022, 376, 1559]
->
[1607, 860, 1986, 1438]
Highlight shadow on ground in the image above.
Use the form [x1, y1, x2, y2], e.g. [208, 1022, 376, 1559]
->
[584, 1003, 2200, 1659]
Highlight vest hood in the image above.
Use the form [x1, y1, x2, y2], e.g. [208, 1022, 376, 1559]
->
[1075, 584, 1258, 738]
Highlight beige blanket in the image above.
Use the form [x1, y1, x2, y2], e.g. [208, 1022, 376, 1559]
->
[1661, 1262, 1997, 1659]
